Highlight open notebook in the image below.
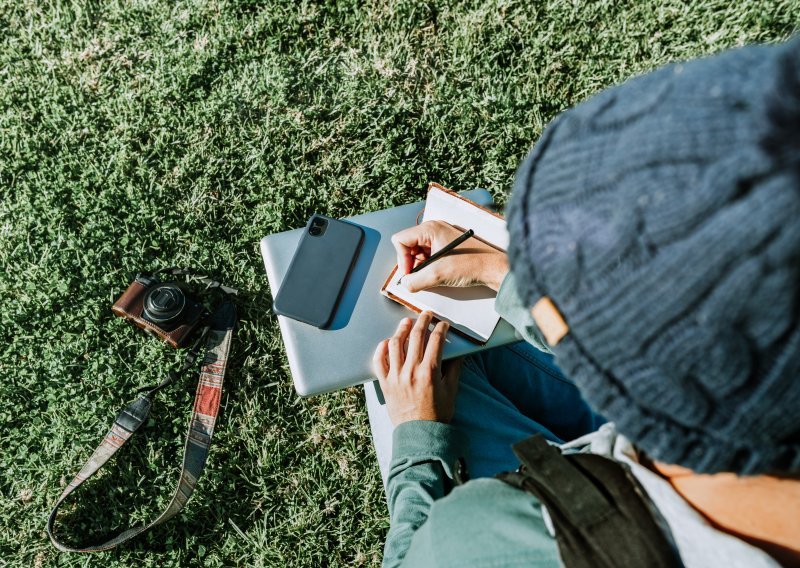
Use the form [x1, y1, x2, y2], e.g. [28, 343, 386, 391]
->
[381, 183, 509, 343]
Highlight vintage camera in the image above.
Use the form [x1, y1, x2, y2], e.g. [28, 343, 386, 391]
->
[112, 273, 208, 348]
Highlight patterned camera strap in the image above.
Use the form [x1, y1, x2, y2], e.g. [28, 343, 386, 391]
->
[46, 298, 236, 552]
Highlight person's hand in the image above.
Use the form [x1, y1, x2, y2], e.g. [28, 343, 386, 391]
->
[391, 220, 509, 292]
[372, 312, 463, 426]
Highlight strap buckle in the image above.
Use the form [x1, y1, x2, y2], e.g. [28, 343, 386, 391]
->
[115, 396, 152, 434]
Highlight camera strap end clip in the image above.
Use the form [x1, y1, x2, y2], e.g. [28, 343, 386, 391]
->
[115, 396, 152, 434]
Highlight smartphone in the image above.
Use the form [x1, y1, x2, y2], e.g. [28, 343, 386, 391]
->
[273, 215, 364, 329]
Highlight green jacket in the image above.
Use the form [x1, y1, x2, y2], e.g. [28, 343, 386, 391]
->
[382, 273, 561, 568]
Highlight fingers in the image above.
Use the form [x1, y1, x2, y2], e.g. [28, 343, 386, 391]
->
[372, 339, 389, 381]
[391, 224, 432, 276]
[405, 312, 433, 365]
[423, 320, 450, 369]
[388, 318, 412, 371]
[402, 264, 443, 292]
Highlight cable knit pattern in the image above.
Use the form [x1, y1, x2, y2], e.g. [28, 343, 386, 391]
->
[506, 39, 800, 475]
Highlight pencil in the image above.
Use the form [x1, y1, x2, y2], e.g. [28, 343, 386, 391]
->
[397, 229, 475, 285]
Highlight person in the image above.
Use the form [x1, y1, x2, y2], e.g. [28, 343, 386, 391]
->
[372, 37, 800, 567]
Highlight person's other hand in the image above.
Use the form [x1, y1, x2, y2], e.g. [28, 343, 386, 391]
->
[391, 220, 509, 292]
[372, 312, 463, 426]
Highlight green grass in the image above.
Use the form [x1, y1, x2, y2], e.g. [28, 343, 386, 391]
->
[1, 0, 797, 566]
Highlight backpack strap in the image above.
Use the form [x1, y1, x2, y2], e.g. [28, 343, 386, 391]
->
[497, 435, 682, 568]
[46, 298, 236, 552]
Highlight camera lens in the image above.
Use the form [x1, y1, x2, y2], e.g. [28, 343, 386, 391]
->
[309, 226, 322, 236]
[312, 217, 326, 227]
[143, 283, 186, 323]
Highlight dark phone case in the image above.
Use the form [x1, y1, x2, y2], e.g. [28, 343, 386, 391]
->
[273, 215, 364, 328]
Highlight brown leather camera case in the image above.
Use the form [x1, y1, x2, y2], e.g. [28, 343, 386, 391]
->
[112, 281, 202, 348]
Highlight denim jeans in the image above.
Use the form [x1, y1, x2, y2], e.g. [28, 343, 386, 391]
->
[366, 341, 605, 483]
[451, 341, 604, 478]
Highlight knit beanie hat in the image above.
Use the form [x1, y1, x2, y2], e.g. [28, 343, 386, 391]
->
[506, 38, 800, 475]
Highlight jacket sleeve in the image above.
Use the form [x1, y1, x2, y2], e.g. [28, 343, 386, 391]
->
[494, 272, 552, 354]
[382, 420, 468, 568]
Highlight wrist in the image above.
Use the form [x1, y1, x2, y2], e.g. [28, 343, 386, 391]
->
[483, 254, 509, 292]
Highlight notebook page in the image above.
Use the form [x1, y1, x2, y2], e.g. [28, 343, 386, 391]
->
[382, 187, 507, 342]
[422, 187, 509, 250]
